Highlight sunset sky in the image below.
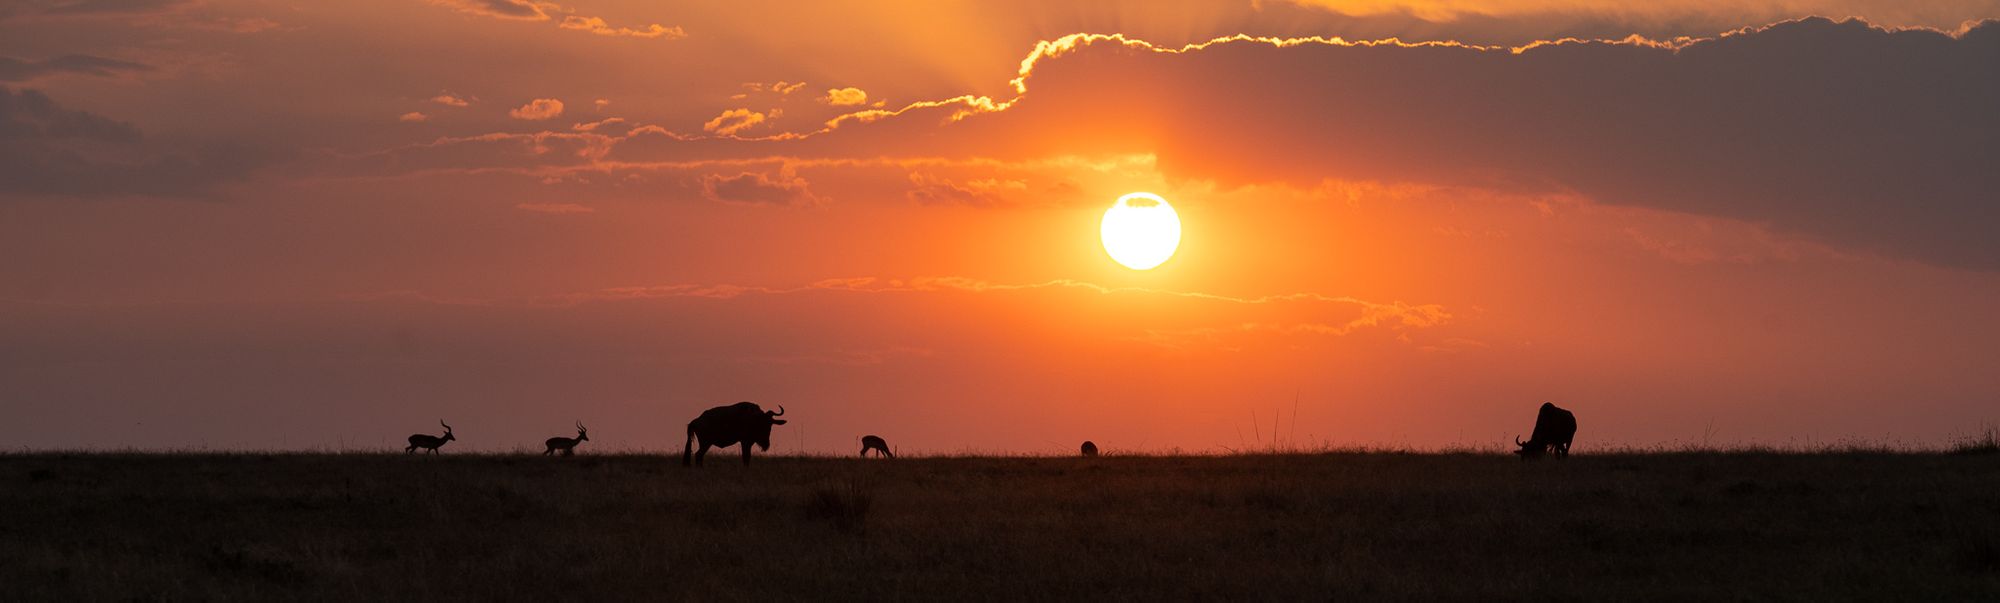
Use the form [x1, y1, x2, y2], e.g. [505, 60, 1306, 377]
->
[3, 0, 1997, 453]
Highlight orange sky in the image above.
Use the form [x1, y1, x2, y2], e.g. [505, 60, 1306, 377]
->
[2, 0, 1997, 453]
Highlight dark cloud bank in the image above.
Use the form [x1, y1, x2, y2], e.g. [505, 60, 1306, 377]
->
[785, 17, 2000, 270]
[0, 87, 267, 198]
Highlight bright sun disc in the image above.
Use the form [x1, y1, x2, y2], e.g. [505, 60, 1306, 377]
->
[1101, 192, 1182, 270]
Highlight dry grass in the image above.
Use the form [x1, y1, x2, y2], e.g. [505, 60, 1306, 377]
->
[2, 451, 1997, 600]
[1954, 425, 2000, 455]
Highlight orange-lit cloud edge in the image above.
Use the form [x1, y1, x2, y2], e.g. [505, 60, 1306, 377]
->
[308, 14, 1994, 310]
[324, 15, 1991, 176]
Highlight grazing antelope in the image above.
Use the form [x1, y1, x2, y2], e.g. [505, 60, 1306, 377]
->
[406, 420, 456, 454]
[1080, 441, 1099, 457]
[860, 435, 894, 458]
[544, 421, 589, 456]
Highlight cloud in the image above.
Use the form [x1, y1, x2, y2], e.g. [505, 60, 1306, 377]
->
[698, 171, 821, 206]
[904, 173, 1023, 207]
[398, 111, 428, 122]
[570, 117, 627, 132]
[431, 0, 684, 40]
[0, 0, 188, 19]
[557, 15, 685, 39]
[0, 55, 152, 82]
[430, 94, 470, 107]
[1286, 0, 2000, 25]
[0, 87, 138, 141]
[432, 0, 551, 21]
[792, 18, 2000, 270]
[508, 98, 563, 120]
[701, 108, 765, 136]
[823, 87, 869, 106]
[0, 87, 267, 198]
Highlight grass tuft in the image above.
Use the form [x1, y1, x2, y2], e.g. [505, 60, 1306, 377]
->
[1951, 425, 2000, 455]
[801, 480, 873, 534]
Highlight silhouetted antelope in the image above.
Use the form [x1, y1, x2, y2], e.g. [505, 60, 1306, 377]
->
[406, 420, 455, 454]
[1080, 441, 1099, 457]
[544, 421, 589, 456]
[860, 435, 893, 458]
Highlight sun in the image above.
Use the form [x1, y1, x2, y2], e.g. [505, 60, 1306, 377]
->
[1101, 192, 1182, 270]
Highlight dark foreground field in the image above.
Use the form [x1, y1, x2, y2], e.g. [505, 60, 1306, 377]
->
[4, 452, 1998, 600]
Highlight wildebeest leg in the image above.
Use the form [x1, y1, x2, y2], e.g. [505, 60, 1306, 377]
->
[741, 445, 752, 465]
[694, 443, 709, 466]
[406, 445, 416, 454]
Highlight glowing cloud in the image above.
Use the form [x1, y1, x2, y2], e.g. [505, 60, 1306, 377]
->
[823, 87, 869, 106]
[508, 98, 564, 120]
[701, 108, 766, 136]
[558, 16, 686, 39]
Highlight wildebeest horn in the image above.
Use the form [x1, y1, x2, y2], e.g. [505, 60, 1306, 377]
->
[767, 405, 785, 417]
[1514, 435, 1523, 446]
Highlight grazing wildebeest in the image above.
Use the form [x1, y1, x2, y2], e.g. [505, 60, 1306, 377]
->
[1080, 441, 1099, 457]
[544, 421, 589, 456]
[683, 402, 787, 466]
[1515, 402, 1577, 460]
[860, 435, 894, 458]
[406, 420, 455, 455]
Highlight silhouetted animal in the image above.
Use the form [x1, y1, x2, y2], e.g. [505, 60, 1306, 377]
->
[860, 435, 893, 458]
[1515, 403, 1577, 460]
[1081, 441, 1099, 457]
[544, 421, 589, 456]
[683, 402, 787, 466]
[406, 420, 455, 455]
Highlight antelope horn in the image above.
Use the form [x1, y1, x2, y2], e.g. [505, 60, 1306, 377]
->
[441, 420, 452, 432]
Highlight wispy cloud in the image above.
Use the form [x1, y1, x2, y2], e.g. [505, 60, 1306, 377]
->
[0, 54, 151, 82]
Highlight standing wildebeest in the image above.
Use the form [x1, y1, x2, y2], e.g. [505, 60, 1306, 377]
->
[860, 435, 894, 458]
[544, 421, 589, 456]
[683, 402, 787, 466]
[406, 420, 456, 455]
[1080, 441, 1099, 457]
[1515, 402, 1577, 460]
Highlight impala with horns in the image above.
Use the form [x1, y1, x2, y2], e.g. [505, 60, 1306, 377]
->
[683, 402, 788, 467]
[544, 421, 589, 456]
[406, 420, 456, 455]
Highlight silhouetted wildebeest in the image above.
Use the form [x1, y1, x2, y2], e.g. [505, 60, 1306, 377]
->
[544, 421, 588, 456]
[406, 420, 455, 454]
[1081, 441, 1099, 457]
[860, 435, 894, 458]
[1515, 402, 1577, 460]
[683, 402, 787, 466]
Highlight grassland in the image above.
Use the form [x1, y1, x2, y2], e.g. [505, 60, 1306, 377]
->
[3, 451, 1997, 600]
